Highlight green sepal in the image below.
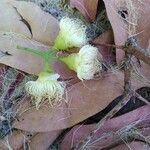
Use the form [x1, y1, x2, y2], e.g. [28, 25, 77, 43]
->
[58, 53, 78, 71]
[53, 33, 68, 50]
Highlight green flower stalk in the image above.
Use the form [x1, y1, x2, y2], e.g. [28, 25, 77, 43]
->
[25, 72, 66, 109]
[59, 45, 103, 80]
[17, 46, 56, 67]
[17, 46, 66, 109]
[53, 17, 87, 50]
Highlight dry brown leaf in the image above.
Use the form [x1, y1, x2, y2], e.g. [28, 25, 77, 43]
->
[92, 30, 114, 62]
[70, 0, 98, 21]
[0, 34, 48, 75]
[0, 0, 60, 75]
[8, 0, 59, 45]
[12, 68, 150, 132]
[60, 106, 150, 149]
[0, 0, 31, 38]
[29, 130, 62, 150]
[98, 0, 150, 89]
[0, 130, 34, 150]
[111, 142, 150, 150]
[0, 0, 59, 46]
[103, 0, 150, 63]
[12, 73, 124, 132]
[93, 30, 114, 45]
[52, 60, 79, 86]
[0, 64, 5, 68]
[0, 122, 61, 150]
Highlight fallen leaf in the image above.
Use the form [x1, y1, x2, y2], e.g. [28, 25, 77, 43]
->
[8, 0, 59, 45]
[12, 72, 124, 132]
[70, 0, 98, 21]
[0, 0, 60, 75]
[52, 60, 79, 84]
[111, 142, 150, 150]
[12, 69, 149, 132]
[0, 129, 62, 150]
[0, 0, 59, 46]
[0, 0, 31, 38]
[29, 130, 62, 150]
[103, 0, 150, 63]
[60, 105, 150, 149]
[92, 30, 114, 45]
[92, 30, 114, 62]
[0, 64, 5, 68]
[0, 130, 35, 150]
[0, 34, 48, 75]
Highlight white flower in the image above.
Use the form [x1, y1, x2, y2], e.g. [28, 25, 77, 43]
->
[25, 72, 66, 109]
[60, 45, 102, 80]
[54, 17, 87, 50]
[76, 45, 102, 80]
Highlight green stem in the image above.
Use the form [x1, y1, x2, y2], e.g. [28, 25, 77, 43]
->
[17, 45, 58, 60]
[17, 46, 46, 57]
[43, 61, 53, 73]
[17, 46, 58, 73]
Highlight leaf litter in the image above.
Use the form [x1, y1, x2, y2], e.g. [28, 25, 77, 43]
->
[0, 0, 149, 149]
